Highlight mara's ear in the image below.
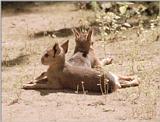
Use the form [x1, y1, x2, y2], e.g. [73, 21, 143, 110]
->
[53, 43, 61, 55]
[61, 40, 69, 54]
[87, 28, 93, 41]
[72, 28, 79, 39]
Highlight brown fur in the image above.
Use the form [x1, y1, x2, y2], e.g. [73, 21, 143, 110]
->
[68, 28, 139, 88]
[23, 40, 120, 93]
[69, 28, 112, 68]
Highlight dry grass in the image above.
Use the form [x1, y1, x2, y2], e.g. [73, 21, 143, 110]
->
[2, 2, 160, 122]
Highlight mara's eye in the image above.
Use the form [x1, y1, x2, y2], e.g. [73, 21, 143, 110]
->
[44, 53, 49, 57]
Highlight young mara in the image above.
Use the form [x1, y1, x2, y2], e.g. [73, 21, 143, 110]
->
[23, 40, 122, 93]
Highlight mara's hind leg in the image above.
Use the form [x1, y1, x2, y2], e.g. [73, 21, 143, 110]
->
[105, 73, 140, 91]
[120, 76, 140, 88]
[105, 72, 121, 92]
[118, 75, 134, 81]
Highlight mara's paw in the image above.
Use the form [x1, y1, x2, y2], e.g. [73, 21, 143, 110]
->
[131, 76, 140, 86]
[22, 83, 36, 89]
[102, 57, 113, 65]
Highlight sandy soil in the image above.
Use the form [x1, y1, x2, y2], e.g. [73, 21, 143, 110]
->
[2, 2, 160, 122]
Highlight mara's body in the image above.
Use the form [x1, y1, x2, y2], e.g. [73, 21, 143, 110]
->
[68, 28, 139, 88]
[47, 62, 111, 92]
[23, 40, 118, 93]
[68, 51, 93, 68]
[69, 28, 112, 68]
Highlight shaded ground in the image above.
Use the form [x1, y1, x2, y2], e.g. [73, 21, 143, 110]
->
[2, 2, 160, 122]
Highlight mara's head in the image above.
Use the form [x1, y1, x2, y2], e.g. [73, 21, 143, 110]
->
[41, 40, 69, 65]
[72, 28, 93, 54]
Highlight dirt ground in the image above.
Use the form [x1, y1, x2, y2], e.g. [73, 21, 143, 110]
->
[2, 2, 160, 122]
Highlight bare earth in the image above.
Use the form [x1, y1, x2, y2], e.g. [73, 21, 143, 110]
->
[2, 3, 160, 122]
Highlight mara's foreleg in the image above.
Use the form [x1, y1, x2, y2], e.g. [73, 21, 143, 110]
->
[23, 82, 52, 89]
[35, 72, 47, 81]
[100, 58, 113, 66]
[22, 78, 62, 90]
[25, 72, 47, 85]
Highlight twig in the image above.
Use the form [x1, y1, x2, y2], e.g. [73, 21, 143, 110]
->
[97, 83, 104, 95]
[75, 84, 79, 94]
[97, 75, 104, 95]
[8, 98, 19, 106]
[104, 78, 109, 94]
[81, 81, 87, 94]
